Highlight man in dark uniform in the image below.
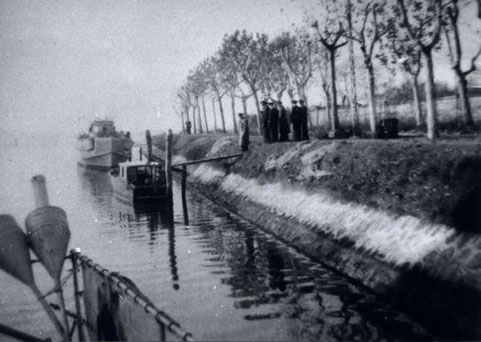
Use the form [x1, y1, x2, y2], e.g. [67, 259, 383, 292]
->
[290, 100, 302, 141]
[261, 100, 271, 143]
[238, 113, 249, 151]
[299, 99, 310, 141]
[185, 121, 192, 135]
[268, 101, 279, 142]
[278, 101, 290, 142]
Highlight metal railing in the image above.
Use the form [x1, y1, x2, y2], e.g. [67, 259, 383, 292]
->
[70, 250, 194, 342]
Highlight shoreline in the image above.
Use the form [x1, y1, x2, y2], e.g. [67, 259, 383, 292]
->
[153, 134, 481, 339]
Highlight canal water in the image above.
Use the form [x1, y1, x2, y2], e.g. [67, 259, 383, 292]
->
[0, 134, 434, 341]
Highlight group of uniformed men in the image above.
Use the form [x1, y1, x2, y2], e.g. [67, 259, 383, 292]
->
[261, 99, 309, 143]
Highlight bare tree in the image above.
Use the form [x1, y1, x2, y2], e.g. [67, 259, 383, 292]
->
[177, 85, 194, 133]
[217, 52, 240, 133]
[312, 40, 332, 129]
[349, 0, 389, 135]
[202, 57, 227, 133]
[443, 0, 481, 131]
[235, 85, 254, 118]
[186, 70, 207, 134]
[173, 105, 185, 134]
[346, 0, 361, 135]
[274, 31, 313, 103]
[201, 95, 209, 133]
[382, 24, 424, 127]
[311, 10, 348, 132]
[220, 30, 267, 134]
[397, 0, 443, 140]
[211, 96, 218, 133]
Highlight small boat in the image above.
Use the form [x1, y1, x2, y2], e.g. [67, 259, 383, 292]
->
[110, 159, 169, 206]
[78, 120, 134, 171]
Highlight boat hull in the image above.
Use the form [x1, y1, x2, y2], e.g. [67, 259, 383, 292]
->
[110, 174, 169, 207]
[79, 136, 132, 171]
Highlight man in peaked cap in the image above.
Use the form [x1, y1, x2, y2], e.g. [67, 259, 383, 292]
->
[290, 99, 302, 141]
[268, 100, 279, 143]
[238, 113, 249, 151]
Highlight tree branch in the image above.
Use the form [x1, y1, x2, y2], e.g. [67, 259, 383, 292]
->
[463, 45, 481, 77]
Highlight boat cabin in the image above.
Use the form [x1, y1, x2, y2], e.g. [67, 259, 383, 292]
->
[89, 120, 116, 137]
[111, 160, 168, 203]
[117, 161, 165, 187]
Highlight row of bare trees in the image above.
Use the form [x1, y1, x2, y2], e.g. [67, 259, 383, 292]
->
[176, 0, 481, 140]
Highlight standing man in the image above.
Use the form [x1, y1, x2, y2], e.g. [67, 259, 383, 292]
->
[268, 101, 279, 143]
[238, 113, 249, 152]
[278, 101, 290, 142]
[299, 99, 310, 141]
[185, 121, 192, 135]
[261, 100, 271, 143]
[290, 100, 302, 141]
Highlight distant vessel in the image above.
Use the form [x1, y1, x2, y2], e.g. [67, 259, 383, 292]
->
[78, 120, 134, 171]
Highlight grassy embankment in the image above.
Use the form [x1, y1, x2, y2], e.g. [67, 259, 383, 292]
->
[153, 133, 481, 339]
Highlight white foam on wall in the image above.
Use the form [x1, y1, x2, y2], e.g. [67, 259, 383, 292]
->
[191, 165, 455, 267]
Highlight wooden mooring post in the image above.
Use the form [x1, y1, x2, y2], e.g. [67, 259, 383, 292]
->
[181, 164, 189, 225]
[165, 129, 173, 203]
[146, 130, 152, 163]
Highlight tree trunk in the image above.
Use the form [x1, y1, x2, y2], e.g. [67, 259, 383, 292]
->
[241, 97, 248, 117]
[180, 109, 185, 134]
[366, 61, 377, 136]
[250, 86, 262, 135]
[287, 89, 295, 102]
[455, 68, 475, 130]
[191, 106, 197, 134]
[347, 0, 359, 135]
[423, 50, 438, 140]
[323, 86, 332, 129]
[329, 49, 340, 131]
[211, 98, 218, 133]
[185, 106, 191, 122]
[196, 102, 203, 134]
[276, 90, 285, 103]
[409, 74, 423, 127]
[448, 3, 475, 131]
[201, 96, 209, 133]
[217, 96, 226, 133]
[298, 86, 313, 129]
[230, 94, 238, 133]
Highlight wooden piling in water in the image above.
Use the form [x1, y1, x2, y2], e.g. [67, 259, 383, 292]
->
[181, 165, 189, 225]
[165, 129, 173, 202]
[146, 130, 153, 164]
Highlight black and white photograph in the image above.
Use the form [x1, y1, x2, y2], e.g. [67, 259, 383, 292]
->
[1, 0, 481, 341]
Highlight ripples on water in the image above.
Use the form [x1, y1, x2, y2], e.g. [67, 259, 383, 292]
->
[0, 136, 434, 341]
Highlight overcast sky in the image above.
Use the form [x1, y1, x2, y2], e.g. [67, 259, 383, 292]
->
[0, 0, 308, 135]
[1, 0, 480, 136]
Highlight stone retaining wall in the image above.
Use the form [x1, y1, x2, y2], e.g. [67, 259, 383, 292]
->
[154, 135, 481, 339]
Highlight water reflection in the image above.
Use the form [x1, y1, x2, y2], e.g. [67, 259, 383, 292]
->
[75, 165, 433, 341]
[180, 191, 434, 341]
[77, 167, 112, 204]
[113, 200, 180, 290]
